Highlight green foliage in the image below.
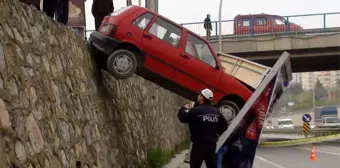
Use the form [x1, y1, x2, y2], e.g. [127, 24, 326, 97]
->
[314, 78, 328, 101]
[146, 140, 190, 168]
[286, 82, 304, 94]
[282, 85, 340, 112]
[147, 148, 171, 168]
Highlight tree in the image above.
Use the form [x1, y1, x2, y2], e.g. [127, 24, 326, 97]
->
[336, 79, 340, 87]
[287, 82, 304, 94]
[314, 78, 328, 100]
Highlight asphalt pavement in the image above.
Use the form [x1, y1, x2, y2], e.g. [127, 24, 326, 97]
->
[254, 141, 340, 168]
[168, 141, 340, 168]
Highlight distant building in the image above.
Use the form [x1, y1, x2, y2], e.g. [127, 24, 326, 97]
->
[299, 70, 340, 90]
[291, 73, 302, 85]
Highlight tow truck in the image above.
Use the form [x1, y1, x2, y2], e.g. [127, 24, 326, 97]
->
[199, 51, 292, 168]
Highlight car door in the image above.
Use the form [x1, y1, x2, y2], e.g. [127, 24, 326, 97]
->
[141, 16, 182, 80]
[125, 11, 155, 45]
[236, 18, 252, 35]
[253, 17, 268, 34]
[272, 17, 286, 33]
[173, 30, 223, 94]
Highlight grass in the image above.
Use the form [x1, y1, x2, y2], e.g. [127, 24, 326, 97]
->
[146, 140, 190, 168]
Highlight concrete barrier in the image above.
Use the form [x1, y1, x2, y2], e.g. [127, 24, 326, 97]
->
[259, 133, 340, 147]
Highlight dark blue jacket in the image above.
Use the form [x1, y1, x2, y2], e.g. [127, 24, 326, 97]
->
[178, 104, 228, 145]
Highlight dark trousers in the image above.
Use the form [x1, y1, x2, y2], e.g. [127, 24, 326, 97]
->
[43, 0, 69, 25]
[190, 143, 217, 168]
[93, 13, 110, 31]
[56, 0, 69, 25]
[28, 0, 41, 10]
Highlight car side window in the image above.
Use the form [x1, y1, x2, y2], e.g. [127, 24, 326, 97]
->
[185, 33, 217, 67]
[132, 12, 154, 30]
[273, 18, 285, 25]
[148, 17, 182, 48]
[255, 17, 267, 26]
[185, 42, 195, 56]
[237, 19, 251, 27]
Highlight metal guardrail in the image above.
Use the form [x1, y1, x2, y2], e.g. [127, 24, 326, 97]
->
[181, 12, 340, 38]
[263, 127, 340, 137]
[263, 127, 340, 133]
[85, 12, 340, 40]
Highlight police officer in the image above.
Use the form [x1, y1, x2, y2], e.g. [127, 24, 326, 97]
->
[178, 88, 228, 168]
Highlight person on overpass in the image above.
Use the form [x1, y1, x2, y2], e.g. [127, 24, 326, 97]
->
[178, 88, 228, 168]
[204, 14, 212, 41]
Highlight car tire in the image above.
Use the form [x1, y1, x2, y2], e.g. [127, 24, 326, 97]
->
[106, 49, 138, 79]
[216, 100, 240, 125]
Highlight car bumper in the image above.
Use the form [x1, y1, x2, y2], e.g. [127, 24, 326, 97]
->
[88, 31, 121, 56]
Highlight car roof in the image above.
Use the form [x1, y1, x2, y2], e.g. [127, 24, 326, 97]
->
[234, 13, 283, 19]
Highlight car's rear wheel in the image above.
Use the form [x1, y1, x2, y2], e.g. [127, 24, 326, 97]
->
[106, 49, 138, 79]
[216, 100, 240, 125]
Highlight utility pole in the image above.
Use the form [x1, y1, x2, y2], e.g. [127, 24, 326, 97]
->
[218, 0, 223, 52]
[145, 0, 158, 12]
[312, 72, 316, 110]
[126, 0, 132, 6]
[138, 0, 142, 6]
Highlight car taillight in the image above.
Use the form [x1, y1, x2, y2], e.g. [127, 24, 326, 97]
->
[99, 24, 117, 35]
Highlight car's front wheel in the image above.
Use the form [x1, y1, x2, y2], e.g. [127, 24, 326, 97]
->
[216, 100, 240, 125]
[106, 49, 138, 79]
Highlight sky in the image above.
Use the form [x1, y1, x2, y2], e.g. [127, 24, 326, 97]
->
[84, 0, 340, 35]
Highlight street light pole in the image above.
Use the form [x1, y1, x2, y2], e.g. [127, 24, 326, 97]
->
[218, 0, 223, 52]
[312, 72, 316, 109]
[138, 0, 141, 6]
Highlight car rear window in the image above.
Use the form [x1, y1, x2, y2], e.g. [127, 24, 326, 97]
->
[110, 6, 133, 16]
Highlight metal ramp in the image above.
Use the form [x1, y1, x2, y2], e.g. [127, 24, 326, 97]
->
[192, 51, 292, 168]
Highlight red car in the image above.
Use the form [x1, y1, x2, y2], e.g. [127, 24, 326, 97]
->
[234, 13, 303, 35]
[88, 6, 253, 124]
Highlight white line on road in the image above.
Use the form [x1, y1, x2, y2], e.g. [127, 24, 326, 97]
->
[295, 147, 340, 156]
[255, 156, 287, 168]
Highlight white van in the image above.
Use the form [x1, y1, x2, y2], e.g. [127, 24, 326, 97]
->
[277, 118, 294, 129]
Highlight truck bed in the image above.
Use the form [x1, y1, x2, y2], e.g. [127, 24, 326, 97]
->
[217, 52, 271, 89]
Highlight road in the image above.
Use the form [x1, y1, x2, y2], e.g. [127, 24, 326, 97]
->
[167, 141, 340, 168]
[254, 141, 340, 168]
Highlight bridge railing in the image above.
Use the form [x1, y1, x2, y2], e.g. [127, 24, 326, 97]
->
[181, 12, 340, 39]
[84, 12, 340, 40]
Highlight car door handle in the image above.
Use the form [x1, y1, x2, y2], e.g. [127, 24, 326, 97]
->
[180, 53, 190, 59]
[143, 34, 152, 39]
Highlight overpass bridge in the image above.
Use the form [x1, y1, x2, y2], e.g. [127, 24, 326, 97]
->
[209, 33, 340, 72]
[182, 12, 340, 72]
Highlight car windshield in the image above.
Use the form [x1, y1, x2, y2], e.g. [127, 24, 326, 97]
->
[325, 118, 339, 123]
[278, 120, 293, 125]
